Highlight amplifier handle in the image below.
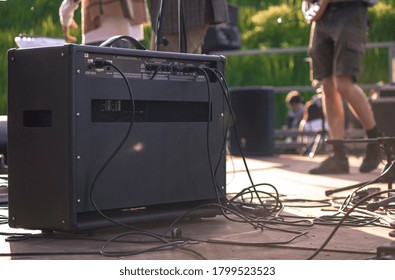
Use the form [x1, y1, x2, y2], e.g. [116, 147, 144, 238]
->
[99, 35, 147, 50]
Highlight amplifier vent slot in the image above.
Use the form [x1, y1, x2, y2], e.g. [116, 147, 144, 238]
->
[91, 99, 210, 123]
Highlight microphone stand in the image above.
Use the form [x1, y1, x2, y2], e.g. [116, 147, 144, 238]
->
[306, 110, 327, 158]
[366, 195, 395, 211]
[325, 137, 395, 197]
[178, 0, 186, 53]
[155, 0, 169, 50]
[155, 0, 187, 53]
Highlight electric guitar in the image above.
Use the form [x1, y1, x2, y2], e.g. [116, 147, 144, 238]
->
[301, 0, 329, 23]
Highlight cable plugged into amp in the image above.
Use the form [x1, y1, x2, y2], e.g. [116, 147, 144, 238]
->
[90, 60, 111, 68]
[144, 63, 200, 74]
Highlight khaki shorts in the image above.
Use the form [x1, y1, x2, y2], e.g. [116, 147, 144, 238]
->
[309, 3, 368, 82]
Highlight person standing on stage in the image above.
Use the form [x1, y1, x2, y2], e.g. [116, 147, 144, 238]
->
[149, 0, 229, 53]
[59, 0, 150, 46]
[308, 0, 381, 174]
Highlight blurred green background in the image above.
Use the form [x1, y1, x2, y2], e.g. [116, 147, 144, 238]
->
[1, 0, 395, 128]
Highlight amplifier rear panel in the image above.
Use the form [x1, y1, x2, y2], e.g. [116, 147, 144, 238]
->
[8, 45, 226, 231]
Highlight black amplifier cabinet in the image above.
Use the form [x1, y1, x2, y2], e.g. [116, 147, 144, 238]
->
[7, 44, 226, 232]
[371, 97, 395, 137]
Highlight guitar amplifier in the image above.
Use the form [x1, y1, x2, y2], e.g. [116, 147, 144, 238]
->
[7, 44, 226, 232]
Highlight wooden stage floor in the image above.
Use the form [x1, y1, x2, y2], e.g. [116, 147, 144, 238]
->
[0, 154, 394, 260]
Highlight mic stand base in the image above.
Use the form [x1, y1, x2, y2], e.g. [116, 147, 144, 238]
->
[325, 137, 395, 196]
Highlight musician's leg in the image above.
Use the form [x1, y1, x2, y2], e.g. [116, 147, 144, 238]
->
[309, 77, 349, 174]
[334, 75, 375, 130]
[308, 16, 349, 174]
[321, 77, 345, 140]
[334, 75, 381, 172]
[331, 4, 381, 173]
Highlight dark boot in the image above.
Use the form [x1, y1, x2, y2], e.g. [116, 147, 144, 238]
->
[309, 156, 349, 174]
[359, 143, 380, 173]
[359, 127, 382, 173]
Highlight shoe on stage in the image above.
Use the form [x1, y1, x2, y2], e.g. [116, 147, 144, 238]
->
[359, 143, 381, 173]
[309, 156, 349, 175]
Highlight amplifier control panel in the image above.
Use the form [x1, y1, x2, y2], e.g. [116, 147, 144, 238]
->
[80, 51, 216, 82]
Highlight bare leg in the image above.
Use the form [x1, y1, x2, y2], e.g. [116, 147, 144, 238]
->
[334, 75, 376, 130]
[311, 75, 380, 174]
[321, 77, 345, 139]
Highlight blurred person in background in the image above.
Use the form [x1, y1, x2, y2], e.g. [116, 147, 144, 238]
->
[299, 91, 326, 133]
[285, 90, 304, 130]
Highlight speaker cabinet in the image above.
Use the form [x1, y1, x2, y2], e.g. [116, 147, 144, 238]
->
[228, 86, 275, 156]
[371, 98, 395, 137]
[7, 45, 226, 232]
[378, 84, 395, 98]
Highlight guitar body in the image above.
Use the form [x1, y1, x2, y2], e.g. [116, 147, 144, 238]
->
[302, 0, 329, 23]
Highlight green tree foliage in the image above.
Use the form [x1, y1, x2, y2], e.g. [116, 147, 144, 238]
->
[368, 1, 395, 41]
[0, 0, 75, 114]
[243, 4, 309, 49]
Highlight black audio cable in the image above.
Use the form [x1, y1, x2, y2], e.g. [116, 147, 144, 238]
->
[195, 66, 313, 239]
[307, 188, 395, 260]
[89, 60, 137, 229]
[88, 60, 193, 257]
[311, 161, 395, 230]
[199, 67, 284, 216]
[200, 68, 395, 245]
